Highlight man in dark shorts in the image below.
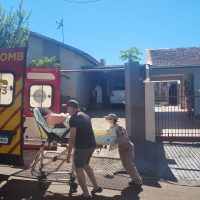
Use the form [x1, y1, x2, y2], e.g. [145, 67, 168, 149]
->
[66, 100, 102, 198]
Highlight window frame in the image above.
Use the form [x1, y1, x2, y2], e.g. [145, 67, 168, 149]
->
[28, 83, 54, 109]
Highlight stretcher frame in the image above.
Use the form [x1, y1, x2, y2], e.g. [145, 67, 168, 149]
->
[30, 108, 77, 196]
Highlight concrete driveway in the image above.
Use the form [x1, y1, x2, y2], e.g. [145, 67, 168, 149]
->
[1, 106, 200, 199]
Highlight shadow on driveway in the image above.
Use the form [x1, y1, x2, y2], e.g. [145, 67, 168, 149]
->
[0, 177, 143, 200]
[135, 140, 177, 182]
[0, 179, 157, 200]
[0, 178, 50, 200]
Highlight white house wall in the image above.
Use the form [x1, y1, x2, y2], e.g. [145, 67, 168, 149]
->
[43, 40, 60, 59]
[59, 47, 92, 108]
[26, 35, 43, 65]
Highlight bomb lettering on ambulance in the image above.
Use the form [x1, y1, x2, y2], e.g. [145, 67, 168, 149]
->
[0, 52, 24, 62]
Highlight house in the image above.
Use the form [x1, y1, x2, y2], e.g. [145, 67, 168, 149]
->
[27, 31, 100, 109]
[146, 47, 200, 111]
[145, 47, 200, 141]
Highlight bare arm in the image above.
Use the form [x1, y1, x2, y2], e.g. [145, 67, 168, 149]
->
[66, 127, 76, 163]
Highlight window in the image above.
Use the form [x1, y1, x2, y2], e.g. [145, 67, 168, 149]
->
[29, 85, 53, 108]
[0, 73, 14, 105]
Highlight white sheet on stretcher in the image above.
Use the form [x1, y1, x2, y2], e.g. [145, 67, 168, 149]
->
[94, 129, 117, 146]
[33, 108, 117, 145]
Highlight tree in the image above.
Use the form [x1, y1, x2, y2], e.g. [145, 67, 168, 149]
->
[0, 0, 31, 48]
[29, 56, 60, 68]
[29, 56, 69, 79]
[120, 47, 142, 62]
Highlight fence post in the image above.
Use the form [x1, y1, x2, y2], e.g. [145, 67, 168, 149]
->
[125, 62, 145, 140]
[145, 81, 156, 142]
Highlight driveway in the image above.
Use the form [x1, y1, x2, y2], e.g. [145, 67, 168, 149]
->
[88, 106, 200, 186]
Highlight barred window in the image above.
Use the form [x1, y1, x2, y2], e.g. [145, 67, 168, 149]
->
[29, 85, 53, 108]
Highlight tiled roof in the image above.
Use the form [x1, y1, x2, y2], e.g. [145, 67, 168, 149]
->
[146, 47, 200, 66]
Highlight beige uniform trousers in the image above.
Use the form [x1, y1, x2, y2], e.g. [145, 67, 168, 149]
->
[118, 144, 142, 184]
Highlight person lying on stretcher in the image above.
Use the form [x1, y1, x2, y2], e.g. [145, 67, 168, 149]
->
[38, 107, 70, 129]
[37, 107, 117, 146]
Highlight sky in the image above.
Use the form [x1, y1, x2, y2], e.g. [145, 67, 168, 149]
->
[1, 0, 200, 65]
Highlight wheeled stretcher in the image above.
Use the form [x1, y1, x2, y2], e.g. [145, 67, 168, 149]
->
[30, 108, 117, 196]
[31, 108, 77, 196]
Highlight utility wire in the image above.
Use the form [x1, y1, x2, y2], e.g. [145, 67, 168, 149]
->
[64, 0, 102, 3]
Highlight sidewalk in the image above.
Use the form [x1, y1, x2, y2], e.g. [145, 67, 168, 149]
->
[1, 173, 200, 200]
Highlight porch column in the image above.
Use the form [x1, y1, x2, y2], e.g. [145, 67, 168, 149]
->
[125, 62, 145, 140]
[145, 81, 156, 142]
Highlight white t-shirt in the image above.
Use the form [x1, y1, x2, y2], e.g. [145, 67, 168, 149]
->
[95, 85, 102, 103]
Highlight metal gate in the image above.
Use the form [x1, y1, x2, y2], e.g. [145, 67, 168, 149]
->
[155, 81, 200, 141]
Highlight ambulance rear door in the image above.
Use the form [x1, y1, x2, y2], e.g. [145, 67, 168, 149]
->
[0, 48, 26, 165]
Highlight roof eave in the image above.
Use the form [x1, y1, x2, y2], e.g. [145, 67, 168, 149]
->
[30, 31, 100, 66]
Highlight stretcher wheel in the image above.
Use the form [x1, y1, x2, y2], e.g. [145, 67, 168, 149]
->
[70, 173, 76, 182]
[69, 182, 78, 194]
[71, 182, 78, 191]
[38, 181, 45, 190]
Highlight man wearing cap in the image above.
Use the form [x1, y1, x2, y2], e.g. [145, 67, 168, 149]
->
[105, 113, 143, 190]
[66, 100, 102, 198]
